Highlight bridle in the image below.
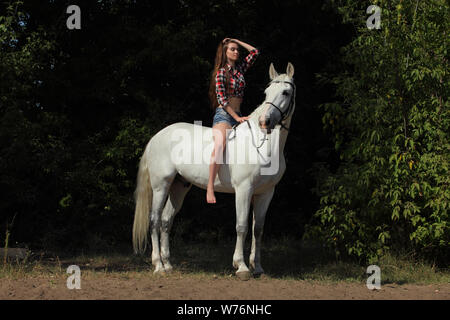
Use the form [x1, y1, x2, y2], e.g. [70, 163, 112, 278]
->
[263, 79, 296, 132]
[229, 78, 296, 150]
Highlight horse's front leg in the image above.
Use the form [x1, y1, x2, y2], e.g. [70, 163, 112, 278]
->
[250, 187, 275, 276]
[233, 184, 254, 280]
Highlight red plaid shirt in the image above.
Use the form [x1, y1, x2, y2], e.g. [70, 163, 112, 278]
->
[215, 48, 259, 108]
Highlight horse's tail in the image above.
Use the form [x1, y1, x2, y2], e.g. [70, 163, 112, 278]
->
[132, 143, 153, 255]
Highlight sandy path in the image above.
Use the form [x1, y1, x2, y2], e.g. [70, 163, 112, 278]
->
[1, 273, 448, 300]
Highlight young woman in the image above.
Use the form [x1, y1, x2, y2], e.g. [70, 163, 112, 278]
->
[207, 38, 260, 203]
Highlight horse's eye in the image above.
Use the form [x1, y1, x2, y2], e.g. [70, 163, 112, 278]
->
[282, 91, 289, 96]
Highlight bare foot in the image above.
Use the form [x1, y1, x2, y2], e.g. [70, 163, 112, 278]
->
[206, 186, 216, 203]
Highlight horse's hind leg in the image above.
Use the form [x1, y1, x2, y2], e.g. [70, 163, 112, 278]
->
[160, 176, 192, 272]
[150, 177, 175, 274]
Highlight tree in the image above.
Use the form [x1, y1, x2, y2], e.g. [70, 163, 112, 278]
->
[307, 0, 449, 263]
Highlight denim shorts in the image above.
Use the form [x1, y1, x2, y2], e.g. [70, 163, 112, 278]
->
[212, 107, 242, 127]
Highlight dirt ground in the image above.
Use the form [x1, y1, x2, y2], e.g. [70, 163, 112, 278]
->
[1, 272, 448, 300]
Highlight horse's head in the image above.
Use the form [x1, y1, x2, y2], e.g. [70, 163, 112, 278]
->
[258, 62, 295, 133]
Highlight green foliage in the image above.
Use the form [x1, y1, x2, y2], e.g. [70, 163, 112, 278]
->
[307, 0, 449, 263]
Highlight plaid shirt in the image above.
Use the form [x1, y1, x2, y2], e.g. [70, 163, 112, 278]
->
[215, 48, 259, 108]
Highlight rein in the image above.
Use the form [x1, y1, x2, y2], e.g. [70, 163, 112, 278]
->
[228, 119, 267, 153]
[228, 120, 267, 151]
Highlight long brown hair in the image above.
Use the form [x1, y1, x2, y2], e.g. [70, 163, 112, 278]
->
[208, 39, 237, 110]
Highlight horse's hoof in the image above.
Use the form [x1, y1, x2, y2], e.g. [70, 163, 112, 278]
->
[253, 272, 267, 279]
[164, 266, 173, 273]
[153, 268, 166, 275]
[252, 268, 265, 278]
[236, 271, 251, 281]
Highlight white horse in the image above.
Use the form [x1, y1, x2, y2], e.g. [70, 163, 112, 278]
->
[132, 62, 296, 280]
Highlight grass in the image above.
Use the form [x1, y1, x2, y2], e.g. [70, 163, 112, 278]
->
[0, 237, 448, 285]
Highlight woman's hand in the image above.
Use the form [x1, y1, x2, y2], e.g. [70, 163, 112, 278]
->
[222, 38, 256, 52]
[225, 39, 255, 52]
[236, 116, 250, 123]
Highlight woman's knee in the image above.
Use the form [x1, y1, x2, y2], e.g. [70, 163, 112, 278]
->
[212, 124, 229, 160]
[214, 133, 226, 148]
[214, 142, 226, 158]
[212, 140, 226, 163]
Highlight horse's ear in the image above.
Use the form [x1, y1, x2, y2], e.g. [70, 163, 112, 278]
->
[286, 62, 294, 78]
[269, 63, 278, 80]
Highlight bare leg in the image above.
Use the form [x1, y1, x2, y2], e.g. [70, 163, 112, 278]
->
[207, 151, 220, 203]
[207, 123, 229, 203]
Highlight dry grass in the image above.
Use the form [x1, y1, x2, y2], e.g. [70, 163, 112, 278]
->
[1, 237, 448, 285]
